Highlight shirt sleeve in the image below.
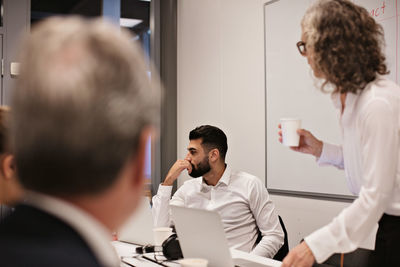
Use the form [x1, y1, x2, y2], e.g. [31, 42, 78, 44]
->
[305, 99, 398, 263]
[249, 177, 285, 258]
[317, 143, 344, 169]
[151, 184, 186, 227]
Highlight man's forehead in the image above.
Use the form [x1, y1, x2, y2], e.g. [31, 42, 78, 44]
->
[187, 139, 203, 150]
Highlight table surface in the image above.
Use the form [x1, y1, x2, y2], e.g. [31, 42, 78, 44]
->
[112, 241, 282, 267]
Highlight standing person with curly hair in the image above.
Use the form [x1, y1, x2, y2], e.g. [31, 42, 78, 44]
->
[0, 17, 159, 267]
[280, 1, 400, 266]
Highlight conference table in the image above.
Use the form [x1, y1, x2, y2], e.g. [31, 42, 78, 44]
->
[112, 241, 282, 267]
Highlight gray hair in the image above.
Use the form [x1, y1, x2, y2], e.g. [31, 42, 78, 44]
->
[300, 0, 325, 54]
[11, 17, 160, 195]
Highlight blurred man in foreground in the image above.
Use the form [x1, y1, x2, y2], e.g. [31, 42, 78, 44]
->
[0, 17, 159, 267]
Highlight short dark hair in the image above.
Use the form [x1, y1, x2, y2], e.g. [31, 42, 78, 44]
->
[189, 125, 228, 160]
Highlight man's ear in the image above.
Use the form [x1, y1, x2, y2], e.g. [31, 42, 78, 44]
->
[131, 128, 152, 188]
[2, 154, 15, 181]
[209, 148, 220, 163]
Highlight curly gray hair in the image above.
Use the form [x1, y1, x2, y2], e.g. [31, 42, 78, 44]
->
[301, 0, 388, 93]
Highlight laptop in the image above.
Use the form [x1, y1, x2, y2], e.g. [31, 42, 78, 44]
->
[118, 197, 155, 246]
[171, 205, 277, 267]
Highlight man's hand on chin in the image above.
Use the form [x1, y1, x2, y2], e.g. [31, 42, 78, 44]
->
[162, 159, 192, 186]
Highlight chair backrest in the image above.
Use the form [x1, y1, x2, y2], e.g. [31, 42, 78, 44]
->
[255, 215, 289, 261]
[273, 215, 289, 261]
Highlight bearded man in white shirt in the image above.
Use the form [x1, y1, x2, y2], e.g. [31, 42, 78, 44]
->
[152, 125, 284, 259]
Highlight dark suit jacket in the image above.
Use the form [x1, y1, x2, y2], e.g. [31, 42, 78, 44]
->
[0, 204, 13, 223]
[0, 204, 104, 267]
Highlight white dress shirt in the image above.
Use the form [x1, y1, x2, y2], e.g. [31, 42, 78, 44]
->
[305, 77, 400, 263]
[25, 191, 120, 267]
[152, 165, 284, 258]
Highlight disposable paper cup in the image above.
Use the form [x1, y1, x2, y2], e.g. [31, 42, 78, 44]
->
[179, 258, 209, 267]
[280, 118, 301, 147]
[153, 227, 173, 246]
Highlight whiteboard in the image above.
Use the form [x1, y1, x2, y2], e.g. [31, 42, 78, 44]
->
[265, 0, 400, 198]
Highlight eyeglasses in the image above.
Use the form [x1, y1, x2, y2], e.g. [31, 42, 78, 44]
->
[296, 41, 307, 55]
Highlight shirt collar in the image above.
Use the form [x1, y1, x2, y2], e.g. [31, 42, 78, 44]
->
[331, 91, 358, 111]
[218, 165, 231, 186]
[330, 91, 341, 110]
[24, 191, 120, 267]
[200, 165, 231, 191]
[331, 91, 359, 126]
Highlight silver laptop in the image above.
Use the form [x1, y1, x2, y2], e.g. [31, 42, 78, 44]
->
[171, 205, 275, 267]
[118, 197, 154, 246]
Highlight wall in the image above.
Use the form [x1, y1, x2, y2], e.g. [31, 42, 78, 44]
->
[0, 0, 30, 223]
[177, 0, 266, 181]
[3, 0, 30, 105]
[271, 195, 349, 248]
[177, 0, 351, 248]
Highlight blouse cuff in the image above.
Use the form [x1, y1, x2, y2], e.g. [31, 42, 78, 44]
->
[305, 226, 338, 263]
[316, 143, 341, 167]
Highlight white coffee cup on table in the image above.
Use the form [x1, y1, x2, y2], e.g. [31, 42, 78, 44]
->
[280, 118, 301, 147]
[153, 227, 173, 246]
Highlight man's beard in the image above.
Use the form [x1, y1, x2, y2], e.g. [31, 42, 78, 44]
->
[189, 156, 211, 178]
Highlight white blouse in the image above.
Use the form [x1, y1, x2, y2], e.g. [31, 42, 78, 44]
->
[305, 76, 400, 263]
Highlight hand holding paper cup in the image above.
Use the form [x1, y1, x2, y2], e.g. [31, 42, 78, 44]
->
[179, 258, 209, 267]
[280, 118, 301, 147]
[153, 227, 173, 246]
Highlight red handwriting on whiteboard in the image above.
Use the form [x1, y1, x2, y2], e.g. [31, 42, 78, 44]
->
[370, 1, 386, 17]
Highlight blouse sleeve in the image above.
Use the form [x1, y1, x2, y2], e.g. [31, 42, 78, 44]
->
[305, 99, 398, 263]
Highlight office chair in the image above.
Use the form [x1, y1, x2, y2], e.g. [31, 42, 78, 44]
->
[256, 215, 289, 261]
[273, 215, 289, 261]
